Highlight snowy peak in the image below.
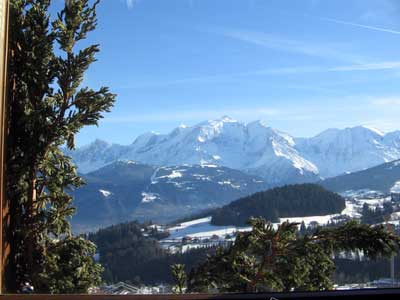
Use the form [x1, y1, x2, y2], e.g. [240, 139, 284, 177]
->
[295, 125, 400, 178]
[359, 125, 385, 137]
[118, 117, 318, 185]
[67, 120, 400, 186]
[202, 115, 237, 125]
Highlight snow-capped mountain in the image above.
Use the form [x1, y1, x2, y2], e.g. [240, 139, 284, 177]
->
[67, 117, 400, 184]
[69, 116, 319, 185]
[295, 126, 400, 178]
[63, 139, 129, 174]
[120, 116, 319, 185]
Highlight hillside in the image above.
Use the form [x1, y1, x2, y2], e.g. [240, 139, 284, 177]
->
[320, 160, 400, 194]
[210, 184, 345, 226]
[89, 221, 215, 284]
[72, 161, 269, 232]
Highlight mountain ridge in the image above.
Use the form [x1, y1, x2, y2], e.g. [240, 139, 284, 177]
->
[320, 159, 400, 194]
[66, 117, 400, 185]
[71, 160, 270, 232]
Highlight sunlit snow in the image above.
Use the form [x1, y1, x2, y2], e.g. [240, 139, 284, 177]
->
[218, 181, 240, 189]
[99, 189, 111, 197]
[157, 170, 183, 179]
[390, 181, 400, 193]
[141, 192, 158, 203]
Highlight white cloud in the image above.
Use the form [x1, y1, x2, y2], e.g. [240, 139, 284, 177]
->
[117, 60, 400, 90]
[253, 61, 400, 74]
[207, 27, 365, 63]
[328, 61, 400, 72]
[320, 17, 400, 35]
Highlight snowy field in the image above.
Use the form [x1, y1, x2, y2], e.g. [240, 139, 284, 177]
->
[163, 191, 395, 244]
[165, 213, 344, 241]
[166, 217, 251, 240]
[165, 213, 342, 241]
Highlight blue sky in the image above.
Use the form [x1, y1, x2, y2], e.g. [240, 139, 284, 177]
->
[63, 0, 400, 146]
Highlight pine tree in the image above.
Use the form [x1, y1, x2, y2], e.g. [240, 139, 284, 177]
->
[171, 264, 187, 294]
[187, 218, 400, 293]
[299, 221, 307, 236]
[6, 0, 115, 293]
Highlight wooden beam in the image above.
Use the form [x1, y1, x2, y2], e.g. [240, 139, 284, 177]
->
[1, 288, 400, 299]
[0, 0, 9, 295]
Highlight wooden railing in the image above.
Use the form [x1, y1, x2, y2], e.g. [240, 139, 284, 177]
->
[1, 288, 400, 300]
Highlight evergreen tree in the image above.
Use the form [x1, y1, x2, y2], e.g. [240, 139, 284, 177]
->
[299, 221, 307, 236]
[171, 264, 187, 294]
[187, 218, 400, 293]
[6, 0, 115, 293]
[211, 184, 345, 226]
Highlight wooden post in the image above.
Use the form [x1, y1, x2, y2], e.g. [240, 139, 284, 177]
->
[0, 0, 9, 294]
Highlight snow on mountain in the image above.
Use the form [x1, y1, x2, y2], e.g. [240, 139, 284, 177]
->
[99, 189, 112, 197]
[67, 118, 400, 184]
[71, 161, 270, 231]
[64, 139, 129, 174]
[384, 130, 400, 149]
[295, 126, 400, 178]
[391, 181, 400, 194]
[118, 116, 319, 185]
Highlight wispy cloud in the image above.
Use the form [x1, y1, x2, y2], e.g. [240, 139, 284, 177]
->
[370, 97, 400, 106]
[125, 0, 138, 9]
[117, 60, 400, 90]
[208, 27, 365, 63]
[329, 61, 400, 72]
[252, 61, 400, 74]
[320, 17, 400, 35]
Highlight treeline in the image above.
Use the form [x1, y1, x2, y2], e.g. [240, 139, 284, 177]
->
[334, 255, 400, 284]
[211, 184, 346, 226]
[361, 202, 394, 225]
[89, 218, 399, 287]
[89, 221, 215, 284]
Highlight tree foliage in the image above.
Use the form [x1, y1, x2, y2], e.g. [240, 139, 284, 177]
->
[171, 264, 187, 294]
[7, 0, 115, 293]
[89, 221, 214, 285]
[188, 218, 400, 293]
[361, 202, 394, 225]
[211, 184, 345, 226]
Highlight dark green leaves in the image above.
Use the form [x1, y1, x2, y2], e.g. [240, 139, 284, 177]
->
[171, 264, 187, 294]
[7, 0, 114, 293]
[188, 218, 400, 293]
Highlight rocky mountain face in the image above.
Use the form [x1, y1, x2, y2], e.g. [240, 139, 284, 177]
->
[71, 161, 269, 232]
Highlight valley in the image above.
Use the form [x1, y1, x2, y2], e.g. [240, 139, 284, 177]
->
[67, 119, 400, 232]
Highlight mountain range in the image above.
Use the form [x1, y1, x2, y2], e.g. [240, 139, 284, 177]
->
[66, 116, 400, 185]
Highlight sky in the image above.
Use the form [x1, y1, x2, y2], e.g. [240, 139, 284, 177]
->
[56, 0, 400, 146]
